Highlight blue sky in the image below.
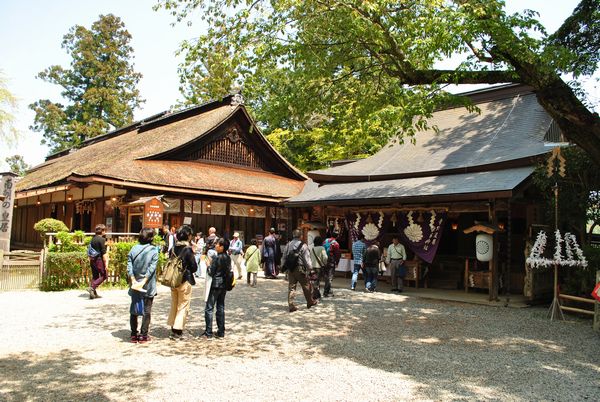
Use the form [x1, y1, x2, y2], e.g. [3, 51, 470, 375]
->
[0, 0, 596, 170]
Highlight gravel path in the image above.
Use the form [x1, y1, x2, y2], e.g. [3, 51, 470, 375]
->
[0, 276, 598, 401]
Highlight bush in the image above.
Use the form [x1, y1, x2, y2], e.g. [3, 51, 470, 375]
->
[41, 251, 88, 291]
[109, 241, 136, 286]
[34, 218, 68, 239]
[48, 231, 89, 253]
[562, 245, 600, 296]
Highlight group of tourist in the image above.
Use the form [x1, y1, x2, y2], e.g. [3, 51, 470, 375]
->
[87, 223, 408, 343]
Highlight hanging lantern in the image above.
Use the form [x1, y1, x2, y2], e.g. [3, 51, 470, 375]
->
[476, 233, 493, 262]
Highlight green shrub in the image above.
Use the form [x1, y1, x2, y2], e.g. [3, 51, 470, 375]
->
[48, 231, 88, 253]
[42, 251, 88, 291]
[109, 241, 136, 286]
[562, 245, 600, 296]
[34, 218, 68, 239]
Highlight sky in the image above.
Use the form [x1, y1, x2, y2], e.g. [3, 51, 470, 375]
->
[0, 0, 597, 171]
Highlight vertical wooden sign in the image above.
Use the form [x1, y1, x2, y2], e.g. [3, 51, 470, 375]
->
[143, 198, 164, 228]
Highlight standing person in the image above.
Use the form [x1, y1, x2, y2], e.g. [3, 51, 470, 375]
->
[87, 224, 108, 299]
[168, 226, 177, 253]
[310, 236, 328, 300]
[167, 225, 198, 340]
[244, 238, 261, 287]
[161, 224, 171, 254]
[284, 229, 318, 312]
[350, 233, 367, 291]
[323, 232, 341, 297]
[127, 227, 159, 343]
[192, 232, 205, 278]
[229, 232, 244, 280]
[263, 228, 278, 278]
[364, 242, 381, 292]
[202, 237, 231, 339]
[206, 227, 218, 259]
[387, 236, 407, 292]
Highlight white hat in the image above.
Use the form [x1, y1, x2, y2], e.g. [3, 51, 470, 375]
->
[233, 232, 240, 237]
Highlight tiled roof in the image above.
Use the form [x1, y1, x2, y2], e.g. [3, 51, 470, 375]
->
[286, 166, 533, 206]
[310, 92, 551, 182]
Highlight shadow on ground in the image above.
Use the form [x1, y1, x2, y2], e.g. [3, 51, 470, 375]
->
[0, 349, 155, 401]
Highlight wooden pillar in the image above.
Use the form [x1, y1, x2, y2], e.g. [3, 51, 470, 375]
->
[265, 206, 272, 234]
[225, 202, 231, 236]
[490, 199, 499, 301]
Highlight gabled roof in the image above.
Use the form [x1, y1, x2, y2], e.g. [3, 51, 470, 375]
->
[17, 95, 306, 199]
[309, 88, 552, 183]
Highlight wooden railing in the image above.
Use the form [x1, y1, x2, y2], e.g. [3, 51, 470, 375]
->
[0, 250, 43, 291]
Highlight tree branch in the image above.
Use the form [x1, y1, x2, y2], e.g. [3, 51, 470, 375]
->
[394, 69, 520, 85]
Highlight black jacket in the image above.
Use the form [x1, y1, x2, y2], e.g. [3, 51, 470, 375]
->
[173, 244, 198, 285]
[363, 245, 380, 268]
[209, 253, 231, 289]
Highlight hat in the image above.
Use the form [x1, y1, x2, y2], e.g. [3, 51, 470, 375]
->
[233, 232, 240, 237]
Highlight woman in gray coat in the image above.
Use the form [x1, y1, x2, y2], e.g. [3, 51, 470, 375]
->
[127, 227, 159, 343]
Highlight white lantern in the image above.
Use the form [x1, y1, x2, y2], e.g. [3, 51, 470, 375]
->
[476, 233, 493, 262]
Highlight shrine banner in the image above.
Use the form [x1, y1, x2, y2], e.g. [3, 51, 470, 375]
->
[346, 210, 445, 263]
[144, 198, 164, 228]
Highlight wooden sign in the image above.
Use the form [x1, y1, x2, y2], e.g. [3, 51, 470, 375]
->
[144, 198, 164, 228]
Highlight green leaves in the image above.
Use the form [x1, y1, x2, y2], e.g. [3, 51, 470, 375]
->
[29, 14, 144, 153]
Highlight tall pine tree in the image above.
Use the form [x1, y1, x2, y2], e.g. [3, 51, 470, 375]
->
[30, 14, 144, 153]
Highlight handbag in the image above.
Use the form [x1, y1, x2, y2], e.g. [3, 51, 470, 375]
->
[159, 249, 184, 288]
[379, 260, 387, 273]
[130, 290, 145, 316]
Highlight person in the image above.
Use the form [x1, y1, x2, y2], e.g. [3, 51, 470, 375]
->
[310, 236, 328, 300]
[161, 224, 171, 254]
[283, 229, 318, 312]
[87, 224, 108, 299]
[323, 232, 341, 297]
[244, 238, 261, 287]
[229, 232, 244, 280]
[363, 242, 381, 292]
[192, 232, 205, 278]
[206, 227, 218, 259]
[167, 225, 198, 340]
[350, 233, 367, 291]
[202, 237, 231, 338]
[263, 228, 278, 278]
[127, 227, 159, 343]
[387, 236, 407, 292]
[169, 226, 177, 253]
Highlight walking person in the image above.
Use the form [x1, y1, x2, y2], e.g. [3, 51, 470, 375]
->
[127, 227, 159, 343]
[387, 236, 407, 292]
[87, 224, 108, 299]
[229, 232, 244, 280]
[309, 236, 328, 300]
[263, 228, 278, 278]
[202, 237, 231, 338]
[244, 238, 261, 287]
[192, 232, 205, 277]
[350, 233, 367, 291]
[323, 232, 341, 297]
[364, 242, 381, 292]
[167, 225, 198, 340]
[284, 229, 318, 312]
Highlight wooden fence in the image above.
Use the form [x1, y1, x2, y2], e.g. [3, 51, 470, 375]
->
[558, 270, 600, 332]
[0, 250, 43, 291]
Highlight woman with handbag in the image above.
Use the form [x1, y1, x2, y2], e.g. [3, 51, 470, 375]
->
[167, 225, 198, 340]
[127, 227, 159, 343]
[201, 237, 231, 339]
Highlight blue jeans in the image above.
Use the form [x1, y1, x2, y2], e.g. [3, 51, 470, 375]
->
[204, 287, 226, 337]
[351, 264, 366, 289]
[365, 266, 378, 291]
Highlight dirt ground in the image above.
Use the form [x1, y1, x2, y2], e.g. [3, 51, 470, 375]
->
[0, 277, 598, 401]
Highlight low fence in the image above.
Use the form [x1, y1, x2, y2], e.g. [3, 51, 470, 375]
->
[0, 250, 43, 291]
[558, 270, 600, 332]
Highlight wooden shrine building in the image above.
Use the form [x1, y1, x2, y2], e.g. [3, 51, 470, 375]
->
[12, 94, 306, 248]
[286, 84, 560, 301]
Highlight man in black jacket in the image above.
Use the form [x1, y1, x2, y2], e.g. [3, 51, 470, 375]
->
[283, 229, 318, 312]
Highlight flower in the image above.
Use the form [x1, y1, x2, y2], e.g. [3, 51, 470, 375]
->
[362, 223, 380, 241]
[404, 224, 423, 243]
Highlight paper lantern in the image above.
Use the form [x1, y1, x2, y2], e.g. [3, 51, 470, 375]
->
[476, 233, 493, 262]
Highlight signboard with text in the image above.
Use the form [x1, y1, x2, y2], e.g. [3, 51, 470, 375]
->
[0, 173, 17, 252]
[143, 198, 164, 228]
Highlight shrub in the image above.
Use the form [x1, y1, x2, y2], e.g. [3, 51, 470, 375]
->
[33, 218, 68, 239]
[41, 251, 88, 291]
[48, 231, 88, 253]
[109, 241, 136, 286]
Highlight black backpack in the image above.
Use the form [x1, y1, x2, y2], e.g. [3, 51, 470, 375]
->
[282, 241, 303, 273]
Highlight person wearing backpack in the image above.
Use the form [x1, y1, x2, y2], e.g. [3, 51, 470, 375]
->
[323, 232, 341, 297]
[309, 236, 328, 300]
[87, 224, 108, 299]
[127, 227, 159, 343]
[244, 238, 261, 287]
[201, 237, 231, 338]
[283, 229, 318, 312]
[167, 225, 198, 340]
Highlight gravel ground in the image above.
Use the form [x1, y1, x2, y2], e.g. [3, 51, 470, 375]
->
[0, 275, 598, 401]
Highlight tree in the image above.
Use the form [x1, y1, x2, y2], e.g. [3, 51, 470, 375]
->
[0, 70, 18, 146]
[156, 0, 600, 169]
[5, 155, 30, 176]
[30, 14, 144, 153]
